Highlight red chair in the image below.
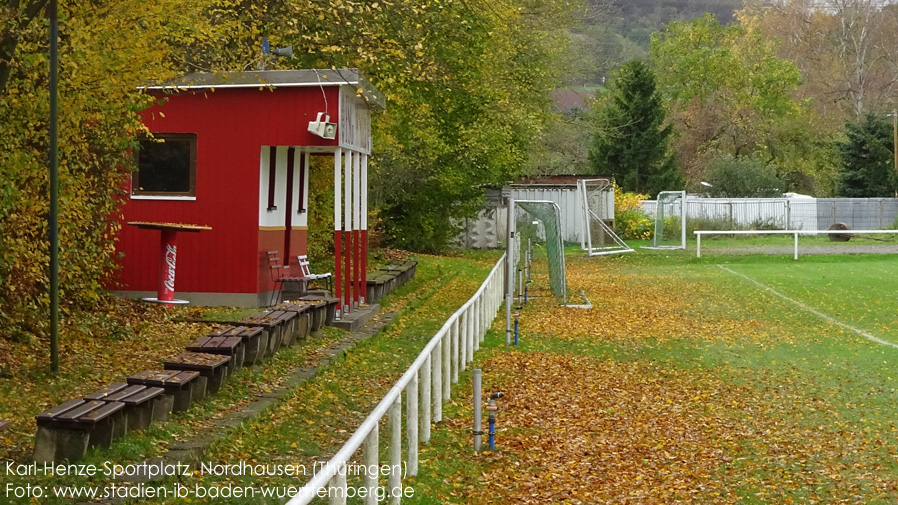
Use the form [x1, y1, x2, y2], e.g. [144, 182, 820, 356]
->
[267, 251, 286, 306]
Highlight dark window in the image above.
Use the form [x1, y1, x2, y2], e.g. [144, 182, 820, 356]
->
[133, 133, 196, 197]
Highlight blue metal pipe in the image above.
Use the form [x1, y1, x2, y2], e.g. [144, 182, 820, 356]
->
[513, 315, 519, 346]
[488, 420, 495, 450]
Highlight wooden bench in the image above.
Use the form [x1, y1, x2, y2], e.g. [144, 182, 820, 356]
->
[237, 311, 290, 358]
[275, 301, 315, 338]
[209, 325, 265, 366]
[34, 399, 126, 462]
[128, 370, 202, 413]
[101, 385, 169, 432]
[366, 272, 393, 304]
[164, 352, 231, 395]
[269, 309, 300, 347]
[381, 260, 417, 286]
[301, 293, 340, 325]
[187, 335, 244, 374]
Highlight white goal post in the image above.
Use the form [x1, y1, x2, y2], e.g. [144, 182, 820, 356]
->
[643, 190, 687, 250]
[577, 178, 634, 256]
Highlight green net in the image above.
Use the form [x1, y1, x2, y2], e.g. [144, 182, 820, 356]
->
[515, 200, 567, 304]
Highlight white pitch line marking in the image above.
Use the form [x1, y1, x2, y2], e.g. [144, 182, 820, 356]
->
[717, 264, 898, 350]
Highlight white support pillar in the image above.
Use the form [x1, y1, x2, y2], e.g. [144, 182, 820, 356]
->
[344, 150, 352, 315]
[333, 149, 343, 320]
[353, 151, 361, 309]
[361, 153, 369, 305]
[302, 151, 311, 213]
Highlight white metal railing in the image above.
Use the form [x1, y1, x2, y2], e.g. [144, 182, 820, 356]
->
[286, 254, 507, 505]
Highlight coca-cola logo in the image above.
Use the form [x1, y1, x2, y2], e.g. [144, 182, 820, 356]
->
[163, 243, 177, 293]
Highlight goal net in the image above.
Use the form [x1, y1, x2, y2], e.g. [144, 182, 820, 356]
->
[644, 190, 686, 250]
[513, 200, 568, 304]
[577, 179, 633, 256]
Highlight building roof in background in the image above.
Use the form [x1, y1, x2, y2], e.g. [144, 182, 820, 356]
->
[511, 175, 612, 186]
[551, 89, 594, 111]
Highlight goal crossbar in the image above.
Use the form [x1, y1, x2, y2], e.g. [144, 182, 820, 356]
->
[695, 229, 898, 260]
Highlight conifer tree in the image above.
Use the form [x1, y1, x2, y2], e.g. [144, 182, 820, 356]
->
[588, 59, 682, 197]
[837, 113, 898, 197]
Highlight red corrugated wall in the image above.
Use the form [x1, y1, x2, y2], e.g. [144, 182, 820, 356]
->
[114, 86, 339, 296]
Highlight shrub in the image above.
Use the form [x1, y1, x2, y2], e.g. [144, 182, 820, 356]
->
[614, 183, 653, 240]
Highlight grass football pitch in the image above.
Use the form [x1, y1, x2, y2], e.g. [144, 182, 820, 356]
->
[406, 251, 898, 504]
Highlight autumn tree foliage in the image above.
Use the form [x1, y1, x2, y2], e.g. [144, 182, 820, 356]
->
[648, 13, 838, 194]
[0, 1, 229, 340]
[589, 59, 681, 197]
[0, 1, 580, 337]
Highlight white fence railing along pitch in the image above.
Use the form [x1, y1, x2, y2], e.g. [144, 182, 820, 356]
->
[286, 254, 507, 505]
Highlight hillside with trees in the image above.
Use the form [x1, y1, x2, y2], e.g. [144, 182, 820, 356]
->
[543, 0, 898, 200]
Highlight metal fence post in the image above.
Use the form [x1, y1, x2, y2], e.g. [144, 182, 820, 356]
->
[389, 397, 401, 505]
[407, 373, 418, 476]
[473, 369, 482, 452]
[460, 311, 468, 371]
[473, 297, 481, 350]
[451, 317, 459, 382]
[433, 345, 442, 423]
[363, 427, 379, 505]
[329, 471, 347, 505]
[422, 354, 432, 444]
[442, 327, 451, 400]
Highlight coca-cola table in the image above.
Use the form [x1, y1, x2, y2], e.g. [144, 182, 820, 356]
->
[126, 221, 212, 306]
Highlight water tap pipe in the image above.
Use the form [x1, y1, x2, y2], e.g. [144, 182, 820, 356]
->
[487, 392, 503, 451]
[513, 310, 520, 346]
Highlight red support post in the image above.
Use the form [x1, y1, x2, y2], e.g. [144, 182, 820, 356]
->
[344, 230, 352, 313]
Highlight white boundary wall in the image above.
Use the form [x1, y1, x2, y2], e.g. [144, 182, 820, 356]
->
[457, 184, 615, 248]
[641, 197, 898, 231]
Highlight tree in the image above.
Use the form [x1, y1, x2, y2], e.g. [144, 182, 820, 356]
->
[588, 59, 681, 197]
[837, 112, 898, 197]
[0, 0, 227, 340]
[704, 154, 784, 198]
[740, 1, 898, 121]
[649, 13, 838, 192]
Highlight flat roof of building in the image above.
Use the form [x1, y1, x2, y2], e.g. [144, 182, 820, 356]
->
[144, 68, 385, 110]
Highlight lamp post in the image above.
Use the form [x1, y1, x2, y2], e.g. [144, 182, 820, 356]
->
[889, 111, 898, 197]
[48, 0, 59, 372]
[887, 110, 898, 198]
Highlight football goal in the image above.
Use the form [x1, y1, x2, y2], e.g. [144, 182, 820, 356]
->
[512, 199, 568, 304]
[644, 190, 686, 250]
[577, 178, 633, 256]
